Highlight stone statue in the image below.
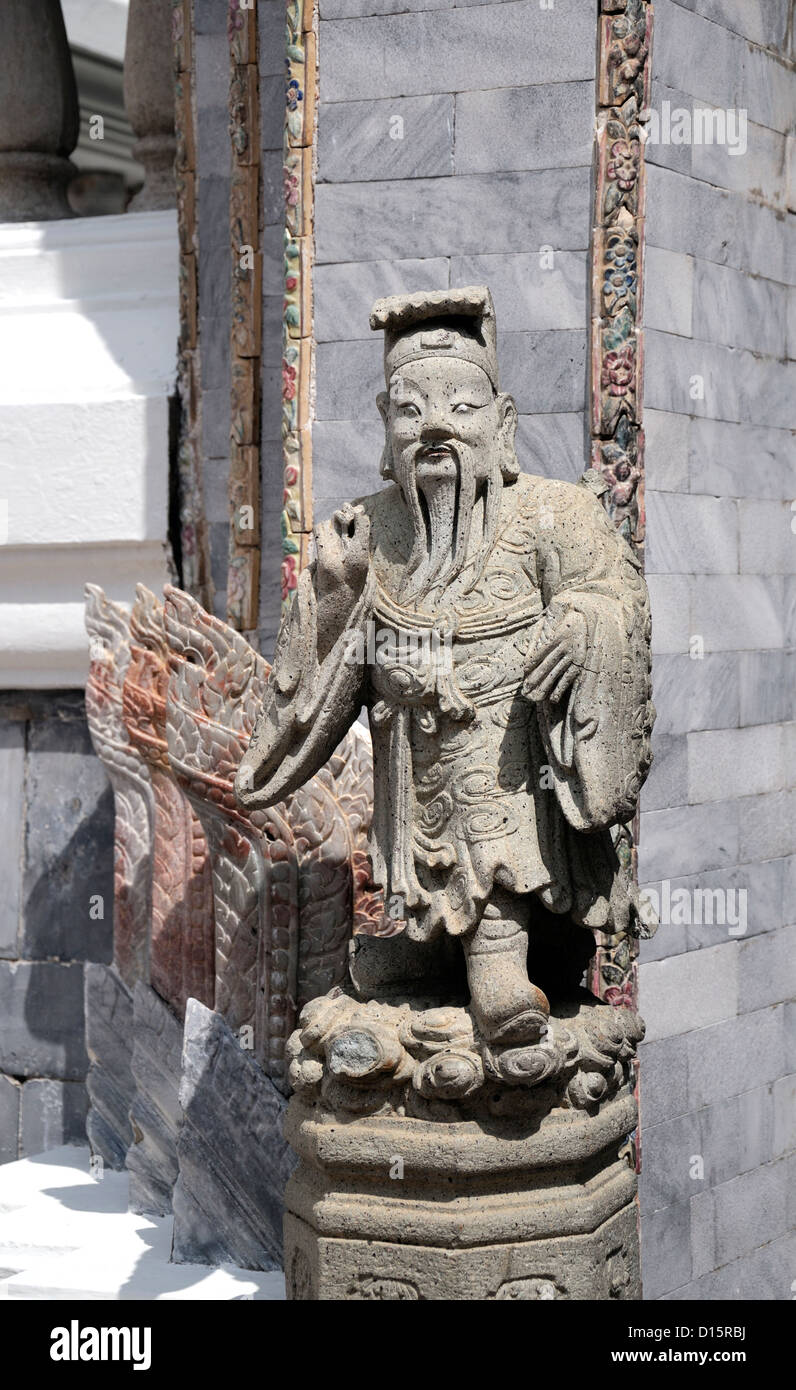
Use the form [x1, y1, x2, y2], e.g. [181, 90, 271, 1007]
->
[237, 287, 652, 1036]
[236, 287, 655, 1300]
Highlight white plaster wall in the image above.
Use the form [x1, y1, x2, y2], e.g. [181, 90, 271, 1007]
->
[0, 211, 178, 687]
[62, 0, 129, 62]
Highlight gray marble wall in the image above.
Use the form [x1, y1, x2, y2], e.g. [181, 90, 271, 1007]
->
[0, 693, 114, 1163]
[637, 0, 795, 1301]
[312, 0, 596, 522]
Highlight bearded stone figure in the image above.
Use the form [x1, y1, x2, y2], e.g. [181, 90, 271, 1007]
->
[237, 287, 653, 1044]
[236, 287, 655, 1299]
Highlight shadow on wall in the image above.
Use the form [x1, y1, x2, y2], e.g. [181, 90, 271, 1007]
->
[21, 698, 115, 1082]
[0, 693, 115, 1161]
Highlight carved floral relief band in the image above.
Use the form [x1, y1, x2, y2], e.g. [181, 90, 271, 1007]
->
[589, 0, 653, 1020]
[173, 0, 213, 613]
[592, 0, 652, 561]
[281, 0, 317, 609]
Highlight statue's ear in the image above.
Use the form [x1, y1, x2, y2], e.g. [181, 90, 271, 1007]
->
[496, 392, 520, 481]
[376, 390, 396, 481]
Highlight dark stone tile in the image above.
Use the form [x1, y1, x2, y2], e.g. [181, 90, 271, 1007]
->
[0, 720, 24, 957]
[127, 983, 182, 1216]
[195, 0, 229, 35]
[22, 707, 114, 963]
[0, 961, 88, 1080]
[84, 963, 135, 1171]
[172, 1000, 296, 1270]
[20, 1077, 88, 1157]
[0, 1075, 20, 1164]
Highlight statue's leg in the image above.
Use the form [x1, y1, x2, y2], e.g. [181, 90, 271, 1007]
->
[462, 889, 549, 1044]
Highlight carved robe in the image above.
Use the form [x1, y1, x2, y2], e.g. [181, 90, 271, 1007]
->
[240, 472, 654, 942]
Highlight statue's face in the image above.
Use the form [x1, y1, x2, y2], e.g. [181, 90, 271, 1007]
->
[377, 358, 518, 602]
[381, 359, 503, 487]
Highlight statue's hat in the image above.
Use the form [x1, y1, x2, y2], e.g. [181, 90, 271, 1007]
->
[370, 286, 499, 390]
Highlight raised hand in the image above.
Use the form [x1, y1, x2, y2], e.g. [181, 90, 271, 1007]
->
[315, 503, 370, 603]
[314, 504, 371, 661]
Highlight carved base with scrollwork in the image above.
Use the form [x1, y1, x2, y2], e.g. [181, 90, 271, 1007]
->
[283, 993, 643, 1300]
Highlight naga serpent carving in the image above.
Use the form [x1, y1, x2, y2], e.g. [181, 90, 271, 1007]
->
[123, 584, 216, 1019]
[163, 583, 386, 1089]
[84, 582, 384, 1092]
[85, 584, 154, 988]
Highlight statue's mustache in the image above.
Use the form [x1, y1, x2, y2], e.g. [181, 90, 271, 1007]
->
[412, 439, 460, 469]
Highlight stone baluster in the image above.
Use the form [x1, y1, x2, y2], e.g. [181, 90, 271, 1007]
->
[0, 0, 79, 221]
[123, 0, 176, 211]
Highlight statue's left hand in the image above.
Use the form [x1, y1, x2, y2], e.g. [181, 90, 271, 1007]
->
[313, 504, 371, 662]
[522, 606, 588, 705]
[315, 503, 370, 603]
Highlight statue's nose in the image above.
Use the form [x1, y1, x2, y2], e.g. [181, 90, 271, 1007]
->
[421, 410, 453, 439]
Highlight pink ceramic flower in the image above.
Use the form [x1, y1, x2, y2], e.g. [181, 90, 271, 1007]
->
[601, 346, 635, 397]
[604, 980, 635, 1009]
[281, 556, 298, 599]
[228, 1, 244, 44]
[605, 461, 640, 509]
[606, 139, 639, 191]
[284, 171, 299, 207]
[282, 363, 297, 401]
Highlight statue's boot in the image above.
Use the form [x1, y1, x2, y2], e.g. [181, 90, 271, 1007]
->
[463, 905, 549, 1044]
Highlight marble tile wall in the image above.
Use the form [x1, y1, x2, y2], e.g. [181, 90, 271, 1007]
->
[637, 0, 795, 1301]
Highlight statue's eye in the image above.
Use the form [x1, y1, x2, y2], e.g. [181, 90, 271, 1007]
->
[398, 402, 421, 417]
[453, 402, 473, 414]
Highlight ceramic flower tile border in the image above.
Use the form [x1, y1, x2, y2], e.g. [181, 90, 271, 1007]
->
[226, 1, 263, 631]
[281, 0, 317, 609]
[173, 0, 213, 613]
[589, 0, 653, 1034]
[591, 0, 652, 549]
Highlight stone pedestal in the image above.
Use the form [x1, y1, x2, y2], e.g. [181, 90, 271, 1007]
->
[282, 993, 644, 1300]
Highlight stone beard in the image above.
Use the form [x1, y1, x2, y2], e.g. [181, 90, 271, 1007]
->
[380, 362, 512, 608]
[236, 287, 654, 1048]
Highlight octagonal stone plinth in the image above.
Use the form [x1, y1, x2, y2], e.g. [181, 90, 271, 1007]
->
[283, 1085, 641, 1300]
